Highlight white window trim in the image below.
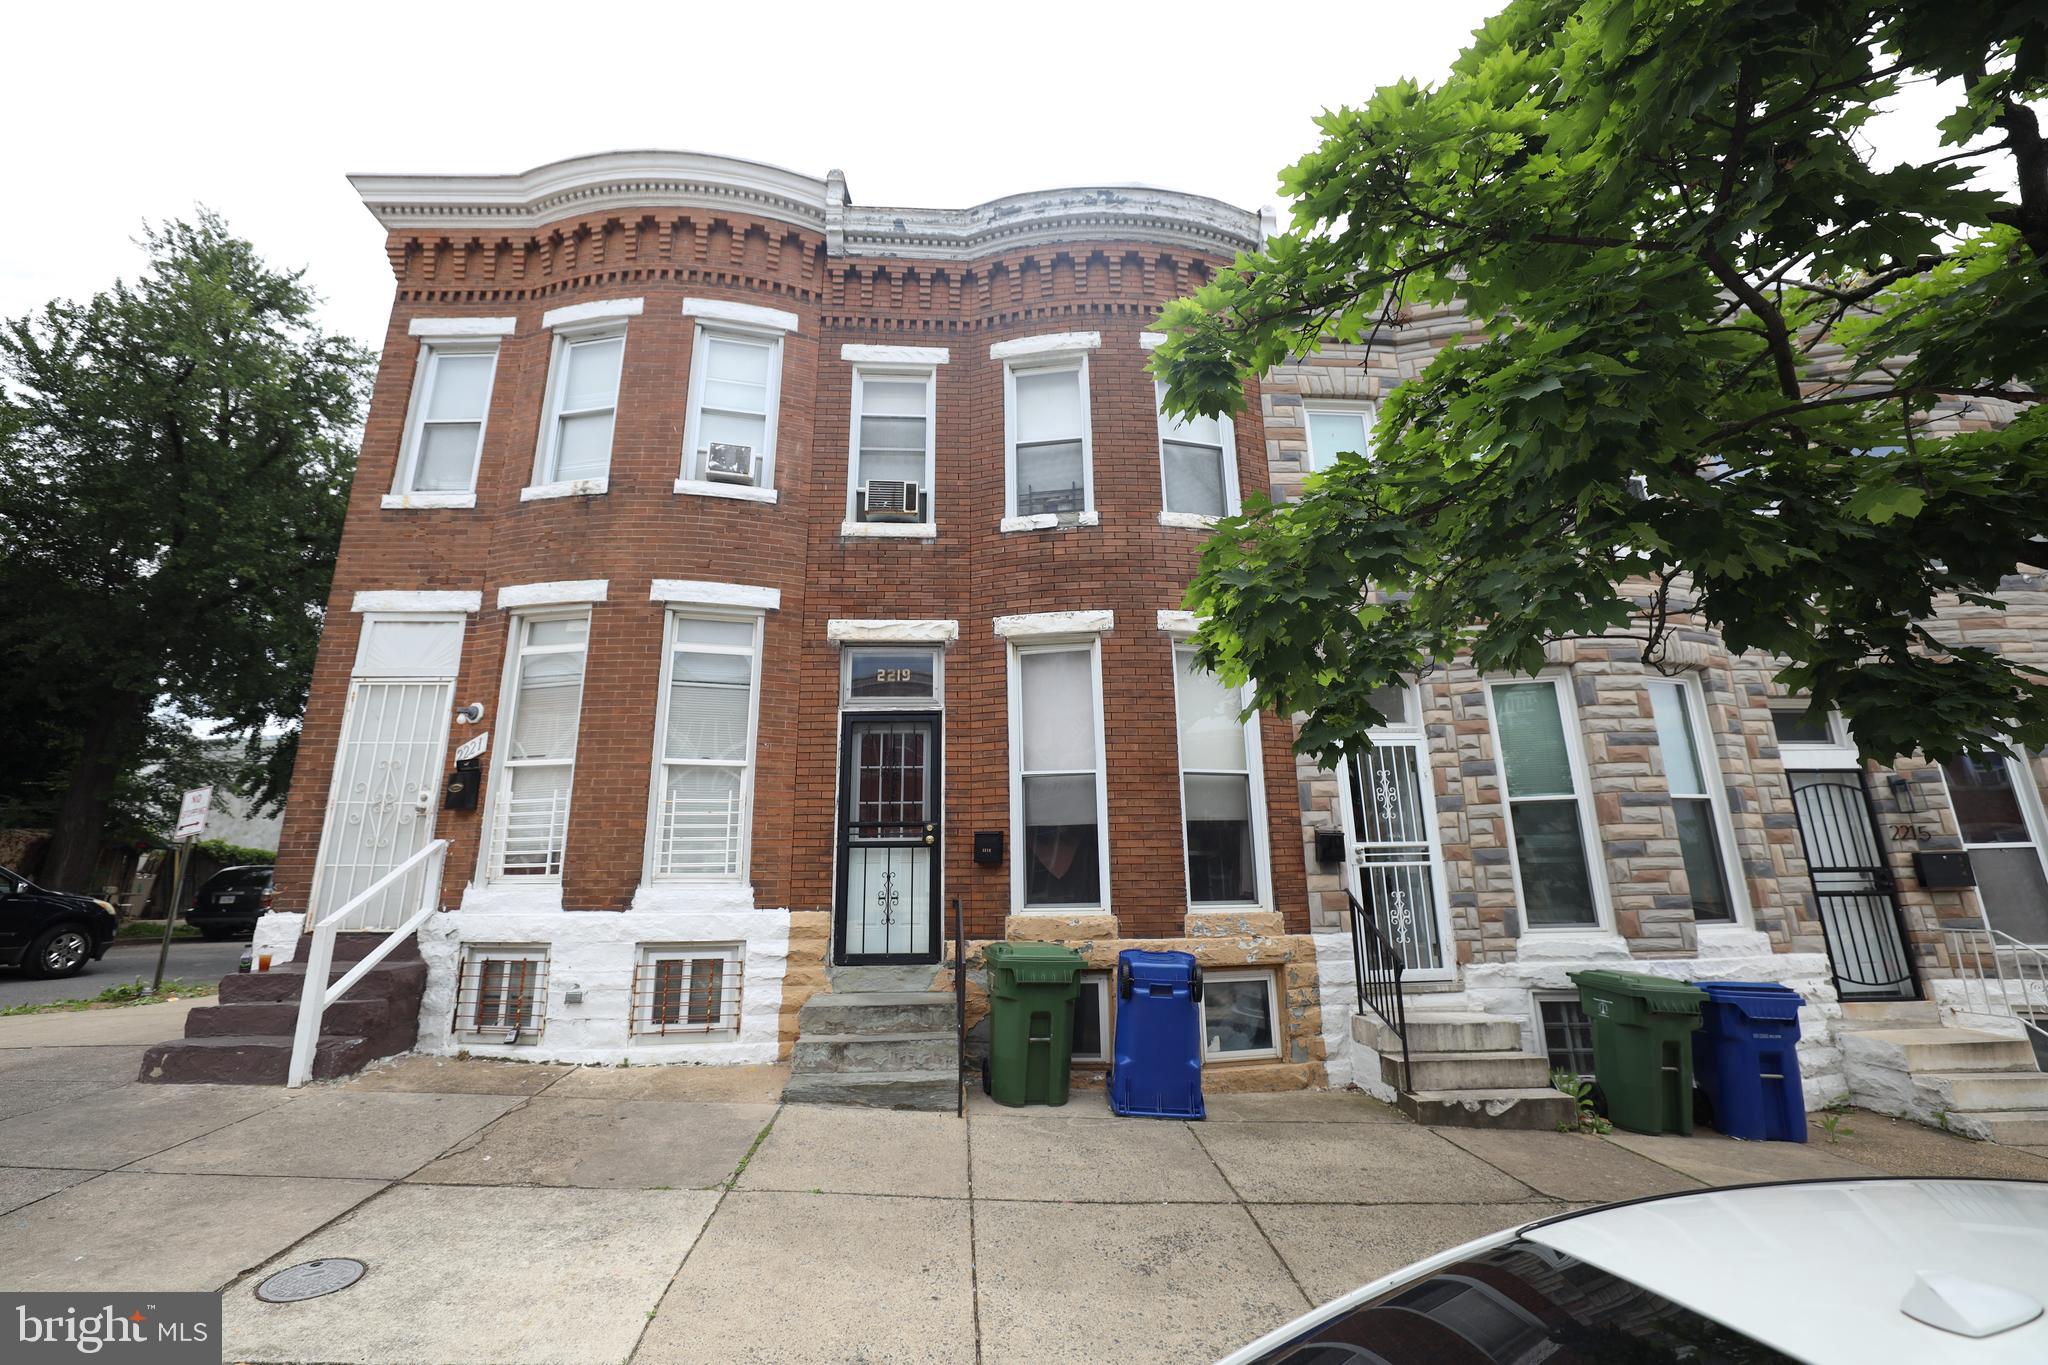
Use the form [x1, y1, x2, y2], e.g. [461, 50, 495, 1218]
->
[532, 326, 628, 488]
[478, 609, 592, 887]
[1156, 610, 1204, 635]
[1002, 353, 1094, 524]
[841, 344, 949, 366]
[1167, 640, 1272, 912]
[845, 362, 938, 530]
[650, 580, 781, 611]
[1649, 675, 1753, 928]
[520, 477, 608, 502]
[456, 944, 548, 1041]
[1008, 638, 1113, 915]
[633, 942, 743, 1039]
[643, 606, 767, 886]
[1483, 672, 1615, 935]
[1302, 399, 1376, 474]
[1770, 703, 1862, 771]
[392, 340, 500, 501]
[838, 644, 944, 711]
[989, 331, 1100, 361]
[1072, 971, 1112, 1063]
[1936, 749, 2048, 942]
[351, 590, 481, 614]
[496, 579, 608, 611]
[994, 611, 1113, 641]
[1154, 379, 1240, 523]
[683, 297, 799, 333]
[541, 297, 643, 331]
[1198, 968, 1282, 1061]
[1331, 680, 1460, 983]
[826, 619, 959, 646]
[680, 324, 785, 492]
[409, 316, 516, 339]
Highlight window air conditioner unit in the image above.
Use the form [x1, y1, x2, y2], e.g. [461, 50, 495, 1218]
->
[705, 443, 758, 485]
[861, 479, 921, 521]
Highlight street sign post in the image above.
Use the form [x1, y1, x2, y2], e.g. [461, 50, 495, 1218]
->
[156, 786, 213, 992]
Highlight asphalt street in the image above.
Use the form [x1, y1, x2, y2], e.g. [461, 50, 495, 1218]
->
[0, 937, 248, 1007]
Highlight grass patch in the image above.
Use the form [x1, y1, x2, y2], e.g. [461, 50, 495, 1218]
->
[114, 919, 202, 940]
[1, 979, 220, 1016]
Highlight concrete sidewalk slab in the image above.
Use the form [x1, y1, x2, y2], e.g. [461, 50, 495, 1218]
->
[1434, 1127, 1704, 1203]
[969, 1114, 1234, 1203]
[223, 1184, 717, 1365]
[545, 1062, 789, 1104]
[0, 1171, 384, 1292]
[131, 1090, 522, 1179]
[0, 1046, 160, 1121]
[0, 1166, 95, 1216]
[342, 1054, 575, 1095]
[0, 999, 198, 1048]
[1809, 1114, 2048, 1179]
[1250, 1202, 1563, 1305]
[965, 1087, 1113, 1120]
[1196, 1121, 1540, 1205]
[1203, 1090, 1407, 1123]
[740, 1105, 967, 1198]
[410, 1097, 777, 1189]
[1601, 1129, 1879, 1184]
[0, 1083, 292, 1169]
[638, 1190, 974, 1365]
[974, 1200, 1309, 1363]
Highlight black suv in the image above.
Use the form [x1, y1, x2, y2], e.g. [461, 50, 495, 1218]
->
[186, 865, 272, 940]
[0, 866, 119, 978]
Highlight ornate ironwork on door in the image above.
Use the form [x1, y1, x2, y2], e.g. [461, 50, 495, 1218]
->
[1347, 740, 1449, 974]
[1789, 771, 1920, 1000]
[313, 680, 453, 931]
[835, 716, 941, 963]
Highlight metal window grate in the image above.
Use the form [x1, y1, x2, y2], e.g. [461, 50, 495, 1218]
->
[657, 790, 743, 877]
[491, 790, 569, 878]
[455, 953, 548, 1040]
[1540, 998, 1596, 1079]
[631, 953, 743, 1036]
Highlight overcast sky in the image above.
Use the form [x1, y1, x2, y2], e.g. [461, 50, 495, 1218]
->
[6, 2, 2002, 352]
[2, 0, 1495, 347]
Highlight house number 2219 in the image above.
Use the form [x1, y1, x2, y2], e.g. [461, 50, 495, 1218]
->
[875, 668, 913, 684]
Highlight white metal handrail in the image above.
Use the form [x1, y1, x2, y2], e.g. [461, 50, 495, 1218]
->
[1942, 926, 2048, 1046]
[287, 838, 450, 1088]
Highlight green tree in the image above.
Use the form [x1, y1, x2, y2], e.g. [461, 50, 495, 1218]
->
[0, 214, 371, 889]
[1154, 1, 2046, 768]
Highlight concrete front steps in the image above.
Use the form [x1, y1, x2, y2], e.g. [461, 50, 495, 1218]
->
[784, 967, 960, 1111]
[1357, 1010, 1576, 1130]
[138, 934, 427, 1086]
[1838, 999, 2048, 1144]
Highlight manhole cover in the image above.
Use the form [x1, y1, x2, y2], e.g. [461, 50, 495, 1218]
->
[256, 1258, 366, 1303]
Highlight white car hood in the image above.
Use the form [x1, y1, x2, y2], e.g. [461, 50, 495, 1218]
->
[1526, 1179, 2048, 1364]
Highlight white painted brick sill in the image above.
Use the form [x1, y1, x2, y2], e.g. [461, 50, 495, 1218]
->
[1000, 510, 1100, 533]
[839, 521, 938, 539]
[381, 491, 476, 510]
[520, 477, 608, 502]
[1158, 510, 1224, 529]
[675, 478, 779, 504]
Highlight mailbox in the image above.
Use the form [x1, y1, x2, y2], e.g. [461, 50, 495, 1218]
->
[1314, 829, 1348, 867]
[1913, 850, 1976, 889]
[974, 830, 1004, 865]
[443, 758, 481, 811]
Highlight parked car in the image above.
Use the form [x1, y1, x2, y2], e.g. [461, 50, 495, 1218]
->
[0, 865, 119, 978]
[185, 865, 272, 940]
[1222, 1179, 2048, 1364]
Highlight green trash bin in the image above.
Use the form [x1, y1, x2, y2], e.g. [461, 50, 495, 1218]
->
[1571, 970, 1707, 1135]
[983, 942, 1085, 1107]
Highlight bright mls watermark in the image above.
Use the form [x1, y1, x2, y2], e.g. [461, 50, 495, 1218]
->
[4, 1294, 219, 1363]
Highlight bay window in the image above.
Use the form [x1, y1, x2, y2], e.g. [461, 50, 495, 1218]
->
[1156, 382, 1237, 520]
[487, 614, 589, 881]
[1487, 676, 1603, 928]
[1304, 402, 1373, 474]
[1012, 642, 1107, 909]
[652, 613, 761, 880]
[682, 329, 781, 491]
[394, 344, 498, 498]
[535, 329, 626, 488]
[1005, 361, 1091, 520]
[847, 368, 935, 526]
[1173, 645, 1263, 905]
[1646, 677, 1742, 922]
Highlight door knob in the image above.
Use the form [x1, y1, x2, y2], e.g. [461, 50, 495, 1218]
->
[415, 788, 434, 812]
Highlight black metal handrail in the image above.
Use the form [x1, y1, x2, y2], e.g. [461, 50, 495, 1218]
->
[952, 895, 966, 1117]
[1345, 887, 1410, 1091]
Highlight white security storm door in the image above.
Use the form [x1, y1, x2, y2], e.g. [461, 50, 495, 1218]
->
[310, 616, 462, 931]
[1340, 685, 1454, 979]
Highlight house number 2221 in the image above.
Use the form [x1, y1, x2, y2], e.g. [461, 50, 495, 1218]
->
[875, 668, 914, 684]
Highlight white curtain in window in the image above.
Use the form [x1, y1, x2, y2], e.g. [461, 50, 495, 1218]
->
[1020, 650, 1095, 771]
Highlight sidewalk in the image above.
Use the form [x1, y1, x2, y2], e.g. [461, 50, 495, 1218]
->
[4, 1005, 2047, 1363]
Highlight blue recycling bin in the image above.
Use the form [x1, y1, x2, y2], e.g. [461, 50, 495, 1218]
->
[1693, 981, 1807, 1142]
[1109, 949, 1205, 1119]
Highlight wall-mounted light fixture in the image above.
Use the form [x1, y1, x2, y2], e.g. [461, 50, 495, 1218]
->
[1887, 773, 1922, 816]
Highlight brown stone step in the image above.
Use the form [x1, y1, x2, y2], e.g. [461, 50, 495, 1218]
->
[220, 958, 425, 1005]
[182, 998, 393, 1039]
[137, 1034, 377, 1086]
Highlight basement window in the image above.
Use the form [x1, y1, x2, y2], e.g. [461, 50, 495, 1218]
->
[1538, 997, 1595, 1079]
[1199, 969, 1279, 1060]
[456, 947, 548, 1042]
[1071, 972, 1111, 1063]
[633, 944, 743, 1038]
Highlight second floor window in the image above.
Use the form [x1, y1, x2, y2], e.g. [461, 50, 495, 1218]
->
[684, 330, 781, 490]
[396, 344, 498, 494]
[1157, 383, 1238, 519]
[538, 332, 624, 485]
[1006, 361, 1091, 519]
[849, 370, 934, 524]
[490, 614, 589, 881]
[1305, 402, 1373, 474]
